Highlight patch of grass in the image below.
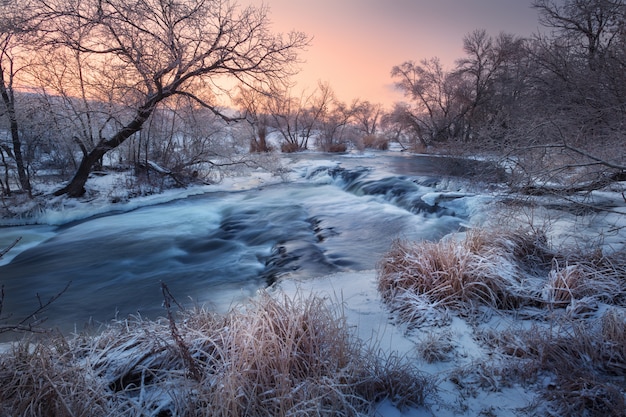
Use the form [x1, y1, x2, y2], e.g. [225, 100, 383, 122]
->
[202, 291, 432, 416]
[377, 226, 626, 415]
[492, 309, 626, 417]
[0, 337, 109, 417]
[0, 291, 433, 417]
[377, 231, 529, 316]
[378, 228, 626, 324]
[416, 330, 455, 363]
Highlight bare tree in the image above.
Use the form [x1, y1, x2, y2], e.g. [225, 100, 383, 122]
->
[504, 0, 626, 194]
[391, 58, 464, 146]
[351, 100, 383, 137]
[381, 103, 414, 150]
[234, 85, 273, 153]
[533, 0, 624, 65]
[530, 0, 626, 120]
[267, 82, 333, 152]
[266, 88, 307, 152]
[0, 0, 36, 195]
[317, 99, 353, 152]
[309, 82, 359, 152]
[454, 30, 528, 142]
[25, 0, 308, 197]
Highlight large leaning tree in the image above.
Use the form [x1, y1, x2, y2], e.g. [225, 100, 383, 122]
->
[30, 0, 307, 197]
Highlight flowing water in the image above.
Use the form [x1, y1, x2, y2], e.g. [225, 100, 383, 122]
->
[0, 153, 496, 338]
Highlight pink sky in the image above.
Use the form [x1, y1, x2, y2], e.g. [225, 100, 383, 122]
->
[246, 0, 542, 108]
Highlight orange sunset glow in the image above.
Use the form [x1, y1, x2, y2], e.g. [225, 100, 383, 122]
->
[247, 0, 542, 108]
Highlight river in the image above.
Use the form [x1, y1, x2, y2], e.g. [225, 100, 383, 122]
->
[0, 152, 496, 338]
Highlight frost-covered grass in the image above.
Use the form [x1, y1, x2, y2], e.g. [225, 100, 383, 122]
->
[0, 291, 432, 417]
[378, 228, 626, 315]
[377, 227, 626, 416]
[2, 229, 625, 417]
[485, 309, 626, 417]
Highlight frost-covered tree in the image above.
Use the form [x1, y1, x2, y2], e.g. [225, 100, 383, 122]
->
[267, 82, 334, 152]
[391, 58, 465, 145]
[25, 0, 307, 197]
[234, 85, 273, 153]
[507, 0, 626, 192]
[0, 0, 37, 195]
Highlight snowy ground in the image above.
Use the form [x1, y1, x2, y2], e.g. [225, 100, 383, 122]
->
[273, 271, 542, 417]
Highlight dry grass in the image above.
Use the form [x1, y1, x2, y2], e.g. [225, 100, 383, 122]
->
[377, 228, 626, 326]
[377, 226, 626, 415]
[490, 309, 626, 417]
[0, 337, 109, 417]
[416, 330, 455, 363]
[377, 230, 531, 316]
[201, 291, 431, 416]
[0, 291, 433, 417]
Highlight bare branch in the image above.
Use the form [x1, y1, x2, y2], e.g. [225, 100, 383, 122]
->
[172, 90, 241, 122]
[0, 281, 71, 334]
[0, 237, 21, 259]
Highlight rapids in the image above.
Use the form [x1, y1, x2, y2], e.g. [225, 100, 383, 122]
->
[0, 153, 496, 337]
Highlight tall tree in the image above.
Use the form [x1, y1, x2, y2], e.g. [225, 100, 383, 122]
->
[533, 0, 624, 65]
[0, 0, 35, 195]
[391, 58, 463, 145]
[455, 30, 528, 141]
[31, 0, 308, 197]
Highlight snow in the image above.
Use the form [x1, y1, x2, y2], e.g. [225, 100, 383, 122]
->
[420, 191, 471, 207]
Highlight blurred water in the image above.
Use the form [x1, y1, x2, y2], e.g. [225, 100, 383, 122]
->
[0, 153, 487, 337]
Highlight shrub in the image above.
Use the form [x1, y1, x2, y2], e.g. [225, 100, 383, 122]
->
[280, 142, 301, 153]
[328, 143, 348, 152]
[361, 135, 389, 150]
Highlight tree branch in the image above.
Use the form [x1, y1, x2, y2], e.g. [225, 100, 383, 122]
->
[0, 281, 71, 334]
[172, 90, 242, 122]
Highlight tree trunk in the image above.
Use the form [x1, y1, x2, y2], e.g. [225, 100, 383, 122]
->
[0, 78, 31, 195]
[9, 116, 31, 194]
[54, 99, 158, 197]
[53, 146, 107, 197]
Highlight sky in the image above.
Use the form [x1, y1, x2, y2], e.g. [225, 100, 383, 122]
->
[245, 0, 543, 108]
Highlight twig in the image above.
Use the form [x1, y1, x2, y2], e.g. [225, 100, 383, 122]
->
[161, 282, 201, 380]
[0, 237, 21, 259]
[0, 281, 71, 334]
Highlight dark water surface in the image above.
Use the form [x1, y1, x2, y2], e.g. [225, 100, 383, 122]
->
[0, 153, 490, 337]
